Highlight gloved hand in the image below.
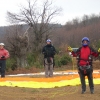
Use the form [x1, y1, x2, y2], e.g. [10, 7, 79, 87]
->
[67, 46, 73, 52]
[98, 48, 100, 53]
[1, 56, 5, 59]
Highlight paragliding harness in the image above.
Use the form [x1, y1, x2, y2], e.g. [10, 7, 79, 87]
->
[46, 57, 53, 65]
[77, 47, 93, 75]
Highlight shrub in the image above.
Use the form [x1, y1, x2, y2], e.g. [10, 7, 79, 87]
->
[34, 61, 44, 69]
[6, 58, 17, 71]
[54, 54, 72, 67]
[27, 53, 36, 66]
[54, 55, 62, 67]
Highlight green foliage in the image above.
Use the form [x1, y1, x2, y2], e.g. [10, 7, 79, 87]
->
[27, 53, 36, 66]
[6, 51, 72, 71]
[27, 52, 72, 68]
[60, 55, 71, 65]
[54, 55, 62, 67]
[55, 54, 72, 67]
[34, 53, 44, 68]
[34, 61, 44, 69]
[6, 58, 17, 71]
[27, 52, 44, 69]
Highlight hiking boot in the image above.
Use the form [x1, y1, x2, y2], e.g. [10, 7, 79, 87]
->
[90, 90, 94, 94]
[1, 76, 5, 78]
[81, 90, 86, 94]
[45, 75, 49, 78]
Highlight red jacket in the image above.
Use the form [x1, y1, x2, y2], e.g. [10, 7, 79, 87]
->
[0, 48, 10, 60]
[71, 46, 99, 66]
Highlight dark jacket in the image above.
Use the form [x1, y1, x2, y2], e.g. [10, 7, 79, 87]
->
[42, 44, 56, 58]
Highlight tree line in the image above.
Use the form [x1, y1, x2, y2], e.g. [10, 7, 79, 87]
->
[53, 14, 100, 48]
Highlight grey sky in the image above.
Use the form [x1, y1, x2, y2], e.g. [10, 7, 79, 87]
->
[0, 0, 100, 26]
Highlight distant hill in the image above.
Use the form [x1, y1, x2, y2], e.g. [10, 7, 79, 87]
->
[0, 23, 62, 35]
[0, 26, 7, 35]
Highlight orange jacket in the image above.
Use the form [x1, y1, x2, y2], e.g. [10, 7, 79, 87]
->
[0, 48, 10, 60]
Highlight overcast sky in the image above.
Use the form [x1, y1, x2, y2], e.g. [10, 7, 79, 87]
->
[0, 0, 100, 26]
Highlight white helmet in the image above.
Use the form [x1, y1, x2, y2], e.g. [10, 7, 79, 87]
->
[46, 39, 51, 42]
[0, 43, 5, 46]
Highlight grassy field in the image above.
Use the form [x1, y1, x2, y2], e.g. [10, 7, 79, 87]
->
[0, 85, 100, 100]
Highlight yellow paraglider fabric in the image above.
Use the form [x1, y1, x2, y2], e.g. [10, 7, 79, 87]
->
[0, 74, 100, 88]
[0, 78, 100, 88]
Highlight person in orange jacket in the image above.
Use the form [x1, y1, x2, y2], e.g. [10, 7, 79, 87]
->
[68, 37, 100, 94]
[0, 43, 10, 78]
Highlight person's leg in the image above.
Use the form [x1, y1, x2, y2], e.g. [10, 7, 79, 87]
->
[1, 60, 6, 78]
[49, 58, 53, 77]
[87, 71, 94, 94]
[79, 72, 86, 93]
[44, 58, 49, 77]
[0, 63, 1, 74]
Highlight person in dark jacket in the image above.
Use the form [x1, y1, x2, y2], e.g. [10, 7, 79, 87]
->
[42, 39, 56, 77]
[68, 37, 100, 94]
[0, 43, 10, 78]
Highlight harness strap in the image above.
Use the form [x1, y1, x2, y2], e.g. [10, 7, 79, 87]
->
[79, 65, 91, 74]
[44, 58, 54, 65]
[79, 65, 90, 70]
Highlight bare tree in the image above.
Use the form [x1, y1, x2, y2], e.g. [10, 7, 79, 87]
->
[5, 25, 30, 67]
[7, 0, 61, 52]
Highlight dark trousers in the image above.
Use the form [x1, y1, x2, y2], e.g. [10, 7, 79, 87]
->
[0, 60, 6, 77]
[79, 67, 94, 91]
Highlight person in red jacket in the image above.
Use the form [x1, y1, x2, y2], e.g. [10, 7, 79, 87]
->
[68, 37, 100, 94]
[0, 43, 10, 78]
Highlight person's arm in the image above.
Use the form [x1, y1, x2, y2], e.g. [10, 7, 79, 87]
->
[53, 46, 56, 55]
[67, 46, 80, 57]
[71, 48, 81, 57]
[4, 50, 10, 59]
[90, 47, 99, 57]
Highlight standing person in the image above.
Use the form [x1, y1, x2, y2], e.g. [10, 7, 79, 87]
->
[0, 43, 10, 78]
[42, 39, 56, 78]
[67, 37, 100, 94]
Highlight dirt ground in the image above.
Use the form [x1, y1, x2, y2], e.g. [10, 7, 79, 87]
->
[0, 60, 100, 100]
[0, 85, 100, 100]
